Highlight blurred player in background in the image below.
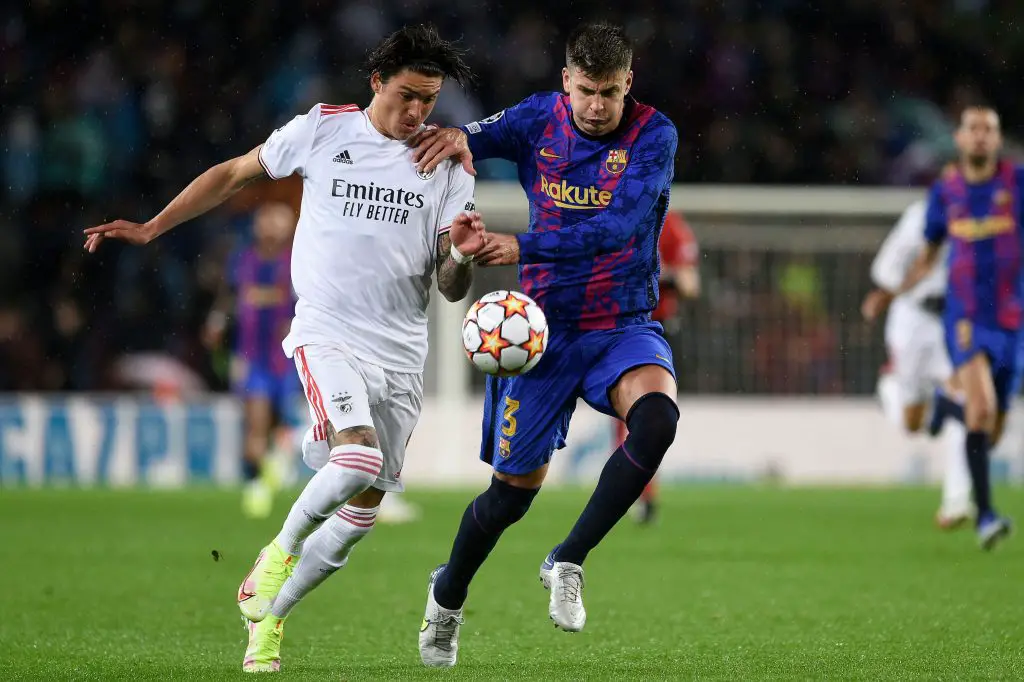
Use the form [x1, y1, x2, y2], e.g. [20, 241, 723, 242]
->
[861, 197, 973, 529]
[900, 105, 1021, 550]
[204, 202, 298, 519]
[84, 25, 483, 672]
[620, 210, 699, 525]
[412, 22, 679, 666]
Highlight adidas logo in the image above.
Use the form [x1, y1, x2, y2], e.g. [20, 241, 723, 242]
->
[333, 150, 353, 164]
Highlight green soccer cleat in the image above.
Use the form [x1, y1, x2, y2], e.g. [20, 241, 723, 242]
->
[242, 615, 286, 673]
[238, 541, 298, 622]
[242, 480, 274, 520]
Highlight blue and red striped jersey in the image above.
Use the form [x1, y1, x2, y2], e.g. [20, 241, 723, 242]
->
[463, 92, 678, 330]
[925, 161, 1024, 331]
[229, 246, 295, 374]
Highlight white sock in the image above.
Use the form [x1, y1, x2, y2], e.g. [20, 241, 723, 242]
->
[940, 420, 972, 513]
[877, 374, 905, 428]
[271, 505, 379, 617]
[273, 444, 383, 555]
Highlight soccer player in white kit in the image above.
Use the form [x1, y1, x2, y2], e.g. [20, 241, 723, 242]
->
[861, 199, 973, 528]
[83, 26, 483, 672]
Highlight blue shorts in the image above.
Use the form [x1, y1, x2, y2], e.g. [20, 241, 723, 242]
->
[1010, 333, 1024, 397]
[945, 320, 1020, 412]
[235, 362, 302, 422]
[479, 323, 675, 475]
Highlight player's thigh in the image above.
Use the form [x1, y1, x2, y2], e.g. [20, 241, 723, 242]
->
[293, 344, 378, 448]
[889, 340, 929, 431]
[367, 371, 424, 494]
[581, 324, 677, 420]
[889, 336, 935, 413]
[269, 370, 304, 429]
[244, 394, 274, 437]
[481, 346, 581, 481]
[956, 354, 997, 427]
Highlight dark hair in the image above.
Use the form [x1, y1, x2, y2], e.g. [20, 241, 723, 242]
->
[365, 24, 474, 87]
[960, 102, 997, 117]
[565, 22, 633, 79]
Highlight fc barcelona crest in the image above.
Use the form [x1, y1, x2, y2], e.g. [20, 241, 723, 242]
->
[605, 149, 628, 174]
[995, 189, 1012, 206]
[956, 319, 972, 352]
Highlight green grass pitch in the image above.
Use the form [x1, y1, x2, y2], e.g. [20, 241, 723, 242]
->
[2, 486, 1022, 680]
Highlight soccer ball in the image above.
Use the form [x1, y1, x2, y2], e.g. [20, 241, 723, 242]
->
[462, 290, 549, 376]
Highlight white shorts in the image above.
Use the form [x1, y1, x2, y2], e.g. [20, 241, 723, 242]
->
[293, 343, 423, 493]
[883, 298, 953, 407]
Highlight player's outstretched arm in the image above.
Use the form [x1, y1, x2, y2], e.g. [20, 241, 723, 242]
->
[896, 188, 946, 296]
[411, 127, 477, 178]
[897, 242, 942, 296]
[83, 146, 267, 253]
[436, 211, 487, 302]
[861, 288, 894, 322]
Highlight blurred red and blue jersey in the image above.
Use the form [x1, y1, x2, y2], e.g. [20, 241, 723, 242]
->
[462, 92, 678, 330]
[924, 161, 1024, 331]
[230, 246, 295, 376]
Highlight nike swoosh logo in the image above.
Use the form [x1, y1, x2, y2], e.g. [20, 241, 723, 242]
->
[420, 618, 430, 632]
[539, 148, 562, 159]
[655, 354, 669, 362]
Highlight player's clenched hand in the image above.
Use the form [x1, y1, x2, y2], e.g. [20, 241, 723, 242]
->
[860, 288, 893, 322]
[410, 127, 476, 177]
[475, 233, 520, 266]
[82, 219, 157, 253]
[450, 211, 486, 258]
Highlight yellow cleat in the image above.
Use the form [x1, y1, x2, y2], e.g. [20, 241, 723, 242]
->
[242, 615, 285, 673]
[242, 481, 274, 519]
[238, 541, 297, 622]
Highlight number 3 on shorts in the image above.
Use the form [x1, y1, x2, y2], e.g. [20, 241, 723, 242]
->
[502, 397, 520, 437]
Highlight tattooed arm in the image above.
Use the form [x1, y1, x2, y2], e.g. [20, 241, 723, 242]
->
[435, 231, 475, 302]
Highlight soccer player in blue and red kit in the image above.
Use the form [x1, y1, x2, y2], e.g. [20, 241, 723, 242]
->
[410, 22, 679, 666]
[901, 105, 1018, 550]
[205, 202, 299, 518]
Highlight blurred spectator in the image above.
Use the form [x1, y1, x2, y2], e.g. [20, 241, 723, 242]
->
[2, 0, 1023, 392]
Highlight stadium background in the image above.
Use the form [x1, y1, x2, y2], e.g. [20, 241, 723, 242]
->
[5, 3, 1024, 680]
[4, 0, 1024, 488]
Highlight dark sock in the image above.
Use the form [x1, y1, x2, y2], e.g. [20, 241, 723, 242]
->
[242, 459, 260, 481]
[433, 476, 538, 610]
[965, 431, 993, 518]
[945, 398, 965, 424]
[556, 393, 678, 565]
[928, 392, 964, 436]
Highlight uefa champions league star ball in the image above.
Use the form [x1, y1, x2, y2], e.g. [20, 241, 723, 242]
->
[462, 290, 549, 376]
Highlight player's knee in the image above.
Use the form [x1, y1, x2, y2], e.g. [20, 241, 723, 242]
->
[328, 423, 379, 449]
[623, 392, 679, 470]
[965, 401, 995, 432]
[330, 443, 384, 489]
[474, 476, 539, 533]
[902, 405, 925, 433]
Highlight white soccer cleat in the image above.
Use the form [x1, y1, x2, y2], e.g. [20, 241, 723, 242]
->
[539, 547, 587, 632]
[418, 565, 464, 668]
[935, 501, 974, 531]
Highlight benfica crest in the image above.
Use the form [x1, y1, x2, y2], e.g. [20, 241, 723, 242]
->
[605, 149, 628, 174]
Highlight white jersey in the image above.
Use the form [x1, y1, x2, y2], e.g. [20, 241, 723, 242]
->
[259, 103, 476, 372]
[870, 199, 947, 305]
[872, 199, 953, 406]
